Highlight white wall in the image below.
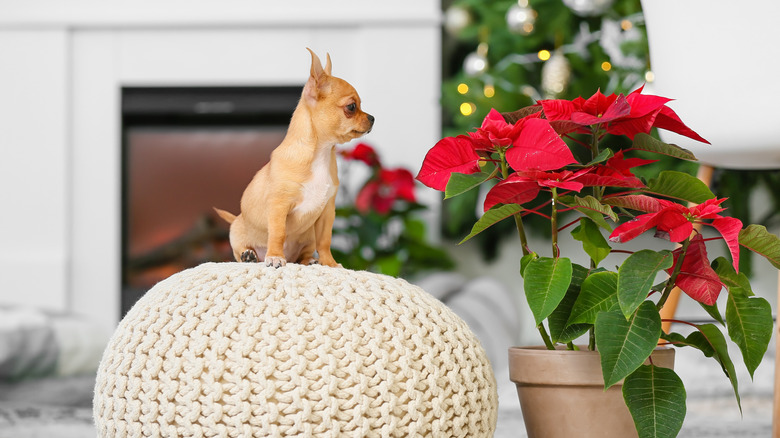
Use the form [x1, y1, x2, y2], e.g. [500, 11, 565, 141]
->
[0, 30, 69, 310]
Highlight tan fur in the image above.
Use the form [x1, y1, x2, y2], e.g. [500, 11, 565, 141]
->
[215, 49, 374, 268]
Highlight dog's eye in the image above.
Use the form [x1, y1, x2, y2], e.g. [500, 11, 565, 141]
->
[346, 103, 356, 113]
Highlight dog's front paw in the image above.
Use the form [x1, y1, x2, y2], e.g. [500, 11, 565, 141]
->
[240, 249, 259, 263]
[265, 256, 287, 268]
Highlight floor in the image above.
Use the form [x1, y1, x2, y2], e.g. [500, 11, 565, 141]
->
[0, 349, 774, 438]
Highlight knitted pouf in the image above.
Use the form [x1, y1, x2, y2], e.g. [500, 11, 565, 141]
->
[93, 263, 498, 437]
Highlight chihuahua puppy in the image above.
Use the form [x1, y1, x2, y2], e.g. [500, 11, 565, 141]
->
[215, 49, 374, 268]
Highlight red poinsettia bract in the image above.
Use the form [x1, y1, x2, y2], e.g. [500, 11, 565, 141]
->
[667, 234, 723, 306]
[483, 169, 590, 211]
[417, 112, 577, 192]
[608, 198, 743, 305]
[541, 86, 710, 143]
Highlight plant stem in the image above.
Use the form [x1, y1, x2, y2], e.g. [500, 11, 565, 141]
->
[590, 126, 606, 200]
[551, 187, 560, 258]
[588, 327, 596, 351]
[514, 215, 530, 256]
[657, 238, 691, 311]
[538, 323, 555, 350]
[499, 150, 531, 256]
[586, 127, 601, 353]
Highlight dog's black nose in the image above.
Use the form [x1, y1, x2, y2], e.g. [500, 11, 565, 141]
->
[367, 114, 375, 125]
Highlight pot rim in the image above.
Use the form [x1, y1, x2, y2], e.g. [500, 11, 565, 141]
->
[508, 346, 675, 386]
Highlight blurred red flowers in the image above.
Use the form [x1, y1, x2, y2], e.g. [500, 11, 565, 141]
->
[341, 143, 417, 214]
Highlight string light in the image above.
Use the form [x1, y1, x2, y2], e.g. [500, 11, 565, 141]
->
[644, 71, 655, 82]
[460, 102, 477, 116]
[457, 83, 470, 94]
[483, 84, 496, 98]
[620, 19, 633, 31]
[601, 61, 612, 71]
[538, 50, 551, 61]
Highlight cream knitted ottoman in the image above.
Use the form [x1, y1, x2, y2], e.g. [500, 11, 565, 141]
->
[93, 263, 498, 437]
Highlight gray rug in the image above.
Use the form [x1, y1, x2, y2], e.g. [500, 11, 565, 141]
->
[0, 355, 774, 438]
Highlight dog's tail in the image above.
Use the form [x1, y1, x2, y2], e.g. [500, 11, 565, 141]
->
[213, 207, 237, 224]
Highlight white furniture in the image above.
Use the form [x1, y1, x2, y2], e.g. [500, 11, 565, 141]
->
[642, 0, 780, 169]
[0, 1, 441, 331]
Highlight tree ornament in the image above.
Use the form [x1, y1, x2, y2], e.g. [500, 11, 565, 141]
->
[506, 2, 536, 36]
[463, 43, 489, 77]
[444, 5, 472, 37]
[562, 0, 615, 16]
[541, 51, 571, 98]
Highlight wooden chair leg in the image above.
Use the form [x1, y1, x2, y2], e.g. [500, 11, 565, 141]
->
[773, 270, 780, 435]
[660, 165, 715, 333]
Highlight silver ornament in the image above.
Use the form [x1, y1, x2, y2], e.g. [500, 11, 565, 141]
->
[444, 5, 472, 37]
[541, 51, 571, 98]
[463, 49, 488, 77]
[562, 0, 615, 16]
[506, 4, 536, 35]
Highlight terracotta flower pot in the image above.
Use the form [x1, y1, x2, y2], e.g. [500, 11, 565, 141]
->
[508, 346, 675, 438]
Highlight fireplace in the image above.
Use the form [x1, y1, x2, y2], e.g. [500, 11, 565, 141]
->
[121, 86, 300, 314]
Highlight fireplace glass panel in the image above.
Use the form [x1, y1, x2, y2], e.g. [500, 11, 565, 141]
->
[121, 87, 299, 315]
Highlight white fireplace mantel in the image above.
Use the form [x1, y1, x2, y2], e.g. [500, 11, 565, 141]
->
[0, 1, 442, 331]
[0, 1, 440, 28]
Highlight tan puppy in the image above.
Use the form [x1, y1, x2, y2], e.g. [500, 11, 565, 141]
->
[215, 49, 374, 268]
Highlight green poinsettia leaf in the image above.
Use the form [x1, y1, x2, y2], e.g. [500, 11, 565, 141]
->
[661, 331, 715, 357]
[645, 170, 715, 204]
[623, 365, 687, 438]
[523, 257, 573, 326]
[585, 148, 614, 166]
[548, 263, 592, 343]
[596, 301, 662, 389]
[699, 301, 725, 326]
[617, 250, 674, 319]
[445, 168, 495, 199]
[697, 323, 742, 413]
[712, 256, 754, 297]
[738, 224, 780, 270]
[558, 195, 617, 231]
[632, 133, 697, 161]
[459, 204, 523, 244]
[572, 218, 611, 267]
[726, 293, 773, 379]
[568, 271, 618, 325]
[520, 252, 538, 277]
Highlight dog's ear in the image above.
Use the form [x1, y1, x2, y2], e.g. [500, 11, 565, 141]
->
[304, 48, 331, 105]
[324, 53, 332, 76]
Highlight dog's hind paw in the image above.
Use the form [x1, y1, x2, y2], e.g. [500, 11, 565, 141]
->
[265, 256, 287, 268]
[240, 250, 259, 263]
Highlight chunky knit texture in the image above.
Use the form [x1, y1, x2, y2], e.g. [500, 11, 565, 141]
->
[93, 263, 498, 437]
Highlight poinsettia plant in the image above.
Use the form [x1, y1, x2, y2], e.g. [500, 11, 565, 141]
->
[417, 87, 780, 438]
[333, 143, 454, 278]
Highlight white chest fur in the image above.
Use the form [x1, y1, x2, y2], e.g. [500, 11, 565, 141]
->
[294, 148, 337, 216]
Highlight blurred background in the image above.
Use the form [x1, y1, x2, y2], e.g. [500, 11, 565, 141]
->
[1, 0, 779, 435]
